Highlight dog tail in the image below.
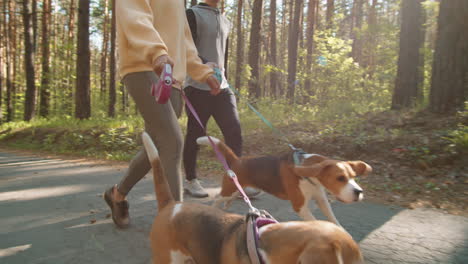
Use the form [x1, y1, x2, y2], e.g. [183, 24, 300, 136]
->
[196, 136, 240, 166]
[141, 132, 174, 210]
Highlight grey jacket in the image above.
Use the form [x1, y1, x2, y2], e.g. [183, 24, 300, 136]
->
[185, 4, 232, 91]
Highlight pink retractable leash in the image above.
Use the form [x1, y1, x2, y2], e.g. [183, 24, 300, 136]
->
[151, 64, 173, 104]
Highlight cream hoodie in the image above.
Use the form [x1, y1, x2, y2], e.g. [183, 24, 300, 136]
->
[116, 0, 213, 88]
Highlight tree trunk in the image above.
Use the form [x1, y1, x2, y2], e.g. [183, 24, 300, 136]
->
[287, 0, 303, 101]
[305, 0, 317, 96]
[391, 0, 425, 110]
[351, 0, 363, 64]
[278, 0, 288, 96]
[363, 0, 377, 73]
[326, 0, 334, 28]
[234, 0, 244, 94]
[269, 0, 278, 98]
[417, 6, 427, 102]
[108, 0, 116, 117]
[0, 10, 3, 122]
[4, 0, 12, 122]
[10, 0, 18, 121]
[23, 0, 37, 121]
[32, 0, 37, 51]
[247, 0, 264, 98]
[39, 0, 52, 117]
[429, 0, 468, 113]
[75, 0, 91, 119]
[66, 0, 76, 115]
[100, 0, 110, 98]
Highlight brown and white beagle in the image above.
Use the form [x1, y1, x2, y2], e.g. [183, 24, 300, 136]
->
[142, 132, 364, 264]
[197, 136, 372, 226]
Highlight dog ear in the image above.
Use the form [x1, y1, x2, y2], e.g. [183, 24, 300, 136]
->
[301, 154, 328, 166]
[293, 162, 329, 178]
[347, 161, 372, 176]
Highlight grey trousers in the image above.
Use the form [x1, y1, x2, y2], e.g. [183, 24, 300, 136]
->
[117, 71, 184, 201]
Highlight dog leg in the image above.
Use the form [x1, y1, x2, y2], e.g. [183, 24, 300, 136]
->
[315, 190, 340, 226]
[297, 201, 317, 221]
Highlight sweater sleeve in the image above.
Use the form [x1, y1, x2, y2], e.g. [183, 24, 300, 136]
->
[184, 16, 213, 83]
[116, 0, 168, 65]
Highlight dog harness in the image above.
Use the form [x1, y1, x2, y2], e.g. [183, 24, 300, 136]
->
[246, 210, 278, 264]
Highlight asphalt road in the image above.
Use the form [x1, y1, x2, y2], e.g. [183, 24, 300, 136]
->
[0, 151, 467, 264]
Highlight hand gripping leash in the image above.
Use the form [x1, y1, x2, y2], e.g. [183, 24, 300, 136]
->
[151, 64, 173, 104]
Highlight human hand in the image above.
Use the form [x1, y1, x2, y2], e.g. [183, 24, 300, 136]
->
[206, 75, 220, 95]
[205, 62, 218, 69]
[153, 54, 174, 76]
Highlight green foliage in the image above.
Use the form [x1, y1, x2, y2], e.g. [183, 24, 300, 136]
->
[444, 125, 468, 155]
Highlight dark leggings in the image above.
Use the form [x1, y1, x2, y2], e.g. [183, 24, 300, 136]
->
[117, 71, 184, 201]
[183, 87, 242, 181]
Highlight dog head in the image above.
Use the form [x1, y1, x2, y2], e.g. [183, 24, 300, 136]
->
[293, 155, 372, 203]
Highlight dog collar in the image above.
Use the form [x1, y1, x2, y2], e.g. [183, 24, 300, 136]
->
[246, 211, 277, 264]
[291, 147, 307, 165]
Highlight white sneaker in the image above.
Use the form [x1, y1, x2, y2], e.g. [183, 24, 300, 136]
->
[184, 179, 209, 198]
[242, 187, 263, 199]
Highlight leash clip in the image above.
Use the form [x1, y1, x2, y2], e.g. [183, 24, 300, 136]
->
[226, 169, 237, 179]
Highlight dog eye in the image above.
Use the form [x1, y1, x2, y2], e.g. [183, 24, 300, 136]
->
[337, 176, 347, 182]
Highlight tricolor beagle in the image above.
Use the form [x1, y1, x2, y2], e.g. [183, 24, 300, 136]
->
[197, 136, 372, 226]
[142, 132, 363, 264]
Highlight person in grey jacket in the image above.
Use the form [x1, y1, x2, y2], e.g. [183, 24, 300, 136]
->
[183, 0, 261, 198]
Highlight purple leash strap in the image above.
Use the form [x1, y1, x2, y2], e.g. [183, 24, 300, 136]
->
[181, 91, 257, 211]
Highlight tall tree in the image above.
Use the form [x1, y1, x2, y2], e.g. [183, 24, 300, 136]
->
[100, 0, 110, 97]
[4, 0, 14, 122]
[269, 0, 278, 97]
[326, 0, 335, 28]
[351, 0, 363, 64]
[234, 0, 244, 93]
[429, 0, 468, 113]
[39, 0, 52, 117]
[305, 0, 317, 96]
[287, 0, 303, 100]
[247, 0, 264, 98]
[0, 8, 3, 122]
[23, 0, 37, 121]
[66, 0, 76, 115]
[75, 0, 91, 119]
[392, 0, 425, 109]
[32, 0, 37, 51]
[363, 0, 378, 73]
[108, 0, 116, 117]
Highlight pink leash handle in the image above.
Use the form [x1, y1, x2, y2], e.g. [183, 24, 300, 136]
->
[151, 64, 173, 104]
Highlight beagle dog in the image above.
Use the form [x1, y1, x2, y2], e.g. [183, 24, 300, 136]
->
[142, 132, 363, 264]
[197, 136, 372, 226]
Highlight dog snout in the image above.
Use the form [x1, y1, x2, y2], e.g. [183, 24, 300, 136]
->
[354, 188, 363, 201]
[354, 189, 362, 196]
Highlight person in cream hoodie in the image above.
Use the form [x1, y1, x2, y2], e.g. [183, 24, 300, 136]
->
[103, 0, 220, 229]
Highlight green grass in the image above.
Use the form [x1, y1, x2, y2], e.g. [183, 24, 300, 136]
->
[0, 100, 465, 163]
